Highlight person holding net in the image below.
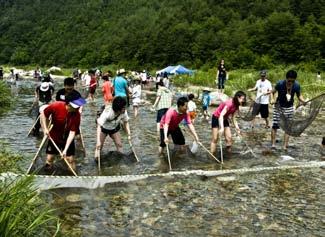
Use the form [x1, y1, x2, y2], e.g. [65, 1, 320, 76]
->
[247, 70, 273, 129]
[271, 70, 306, 150]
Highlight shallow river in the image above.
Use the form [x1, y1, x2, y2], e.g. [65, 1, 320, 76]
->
[0, 79, 324, 236]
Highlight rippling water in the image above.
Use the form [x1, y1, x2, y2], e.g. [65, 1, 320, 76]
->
[0, 79, 324, 236]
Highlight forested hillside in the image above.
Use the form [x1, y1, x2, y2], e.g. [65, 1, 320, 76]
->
[0, 0, 324, 70]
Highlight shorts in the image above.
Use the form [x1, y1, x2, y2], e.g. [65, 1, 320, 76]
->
[211, 115, 230, 128]
[159, 127, 185, 148]
[101, 124, 121, 136]
[252, 103, 269, 118]
[189, 111, 197, 120]
[272, 105, 293, 129]
[202, 105, 208, 111]
[89, 87, 96, 94]
[141, 81, 147, 85]
[156, 108, 168, 123]
[46, 139, 75, 156]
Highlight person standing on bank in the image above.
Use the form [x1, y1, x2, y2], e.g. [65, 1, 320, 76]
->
[41, 91, 86, 171]
[210, 91, 246, 154]
[216, 59, 227, 93]
[95, 96, 131, 161]
[159, 97, 200, 154]
[271, 70, 306, 150]
[247, 70, 273, 128]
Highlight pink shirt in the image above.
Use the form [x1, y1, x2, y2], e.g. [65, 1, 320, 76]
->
[160, 108, 192, 131]
[213, 99, 238, 118]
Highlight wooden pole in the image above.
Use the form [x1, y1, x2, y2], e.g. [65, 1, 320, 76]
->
[129, 140, 140, 162]
[166, 143, 172, 171]
[48, 136, 78, 176]
[27, 115, 40, 137]
[26, 124, 53, 174]
[219, 139, 224, 164]
[198, 142, 221, 163]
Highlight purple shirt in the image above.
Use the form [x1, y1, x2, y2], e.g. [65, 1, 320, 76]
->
[213, 99, 238, 118]
[160, 108, 191, 131]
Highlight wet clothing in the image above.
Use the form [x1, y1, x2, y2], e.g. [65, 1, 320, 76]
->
[46, 139, 75, 156]
[213, 99, 238, 119]
[275, 80, 301, 108]
[160, 108, 191, 131]
[43, 101, 81, 145]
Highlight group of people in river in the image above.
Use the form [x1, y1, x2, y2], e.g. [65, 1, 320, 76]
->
[29, 65, 323, 174]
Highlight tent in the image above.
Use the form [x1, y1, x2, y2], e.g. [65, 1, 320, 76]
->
[169, 65, 193, 75]
[156, 66, 175, 75]
[156, 65, 193, 75]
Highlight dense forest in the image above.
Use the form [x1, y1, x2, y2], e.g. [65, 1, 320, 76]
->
[0, 0, 324, 70]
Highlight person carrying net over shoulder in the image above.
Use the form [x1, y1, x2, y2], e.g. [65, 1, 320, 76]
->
[271, 70, 306, 150]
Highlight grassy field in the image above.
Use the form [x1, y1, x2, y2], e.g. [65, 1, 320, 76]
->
[173, 67, 325, 99]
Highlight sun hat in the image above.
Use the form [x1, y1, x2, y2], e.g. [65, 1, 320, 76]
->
[40, 82, 49, 92]
[119, 68, 126, 74]
[203, 87, 211, 92]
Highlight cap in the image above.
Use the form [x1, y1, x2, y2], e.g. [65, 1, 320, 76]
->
[260, 70, 267, 76]
[69, 97, 86, 108]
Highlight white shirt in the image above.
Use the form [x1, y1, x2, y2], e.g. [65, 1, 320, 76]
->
[187, 100, 197, 112]
[131, 85, 141, 103]
[97, 106, 129, 130]
[255, 79, 272, 104]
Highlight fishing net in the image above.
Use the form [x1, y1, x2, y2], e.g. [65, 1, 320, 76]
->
[277, 93, 325, 137]
[238, 96, 262, 121]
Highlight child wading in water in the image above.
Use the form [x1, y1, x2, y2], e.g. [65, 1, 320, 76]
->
[131, 79, 141, 117]
[202, 88, 211, 120]
[187, 93, 197, 123]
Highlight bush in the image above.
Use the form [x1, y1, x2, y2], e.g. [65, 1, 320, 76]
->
[0, 176, 61, 237]
[0, 81, 13, 115]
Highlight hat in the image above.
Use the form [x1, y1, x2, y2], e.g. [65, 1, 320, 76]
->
[203, 87, 211, 92]
[119, 68, 126, 74]
[69, 97, 86, 108]
[40, 82, 49, 92]
[260, 70, 267, 76]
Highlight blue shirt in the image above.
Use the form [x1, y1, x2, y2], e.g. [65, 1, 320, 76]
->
[202, 93, 211, 107]
[113, 76, 128, 97]
[275, 80, 301, 107]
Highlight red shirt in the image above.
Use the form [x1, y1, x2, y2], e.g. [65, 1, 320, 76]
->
[44, 101, 81, 144]
[160, 108, 191, 131]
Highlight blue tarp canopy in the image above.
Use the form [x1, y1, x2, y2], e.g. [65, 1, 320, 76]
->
[156, 65, 193, 75]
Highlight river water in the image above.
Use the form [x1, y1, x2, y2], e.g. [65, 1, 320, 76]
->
[0, 79, 324, 236]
